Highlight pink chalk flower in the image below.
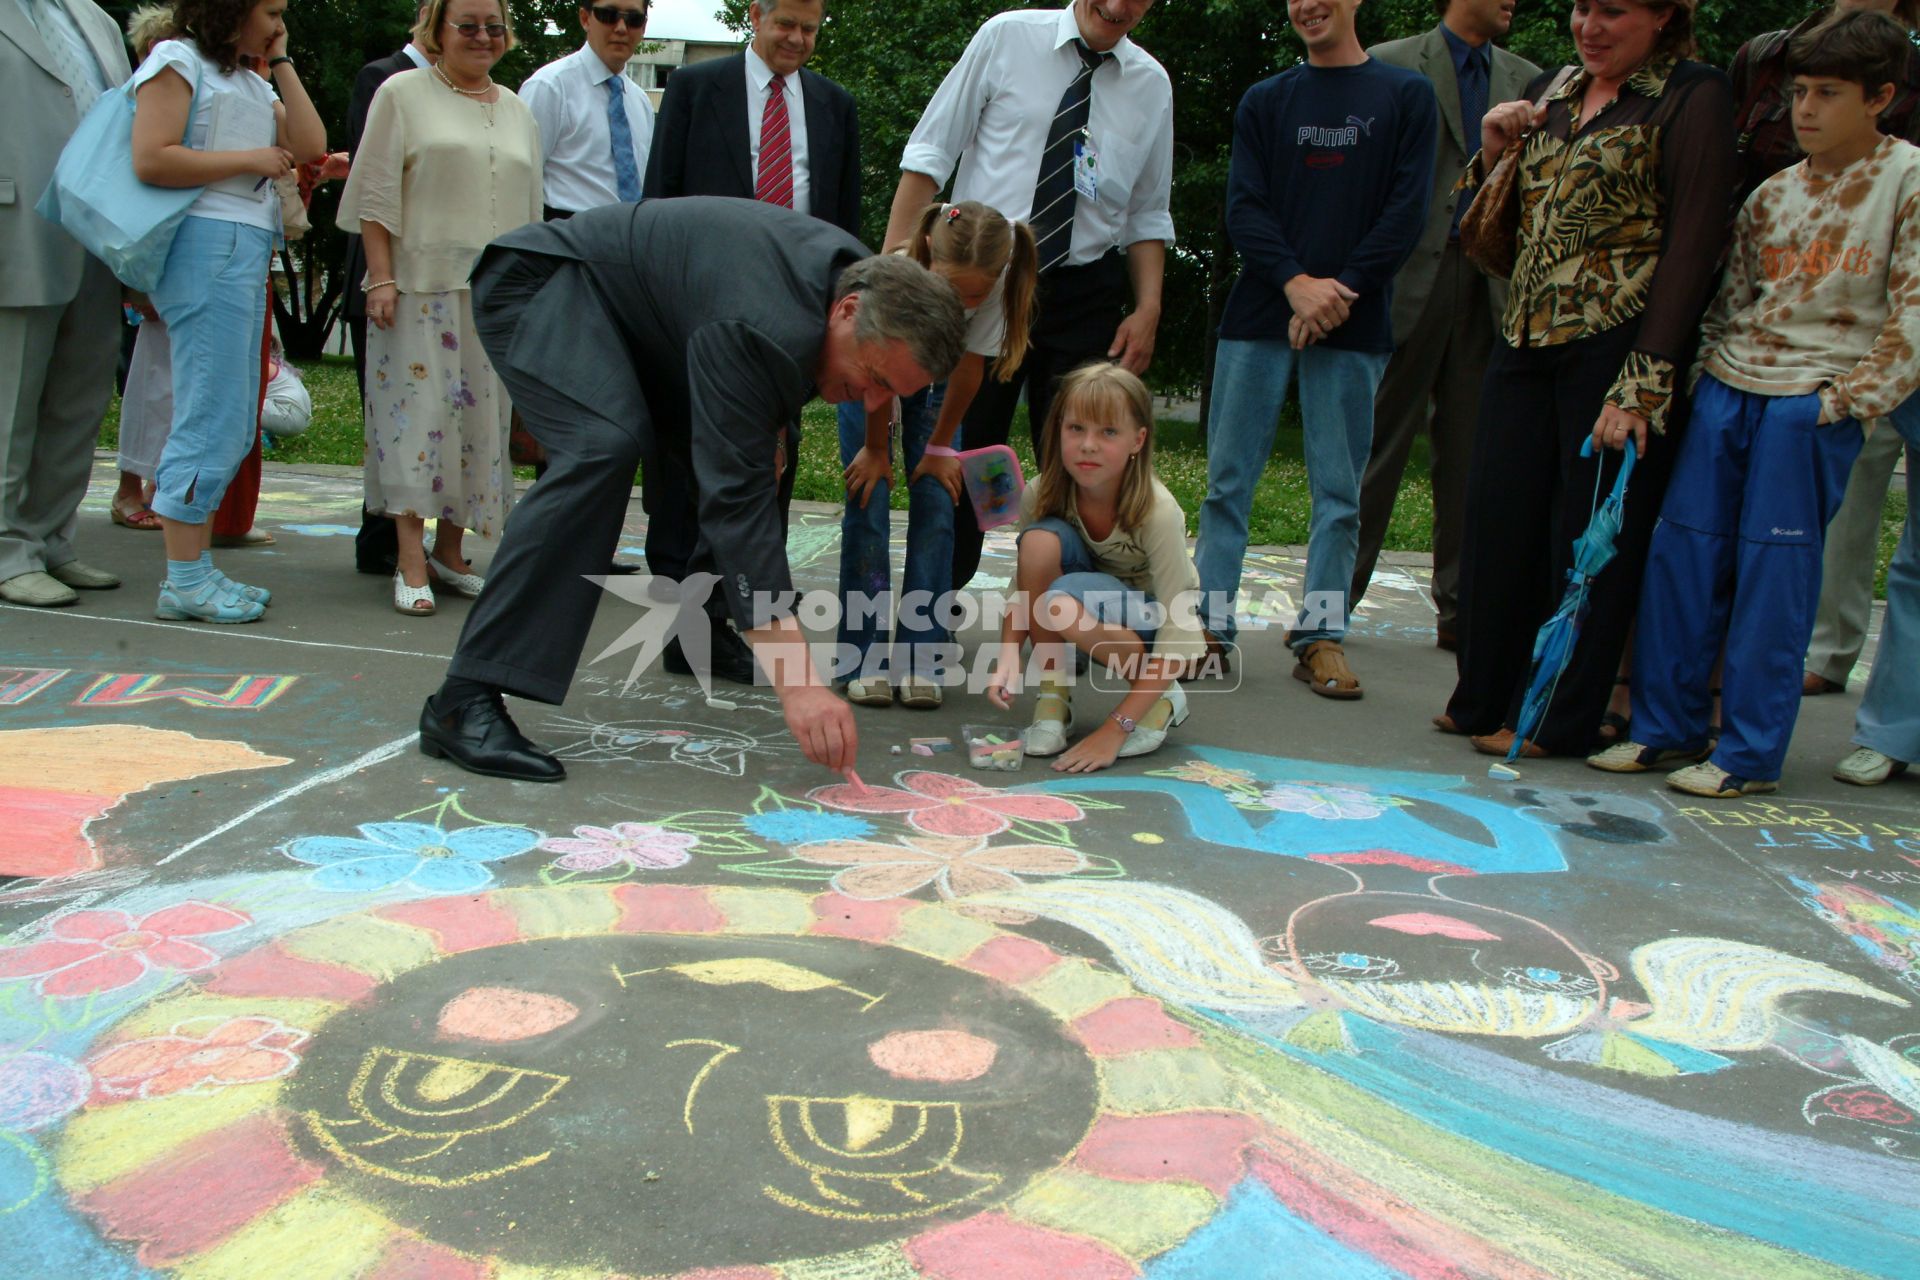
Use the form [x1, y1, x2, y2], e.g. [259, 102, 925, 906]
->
[1254, 783, 1390, 821]
[88, 1015, 309, 1101]
[0, 902, 250, 998]
[809, 771, 1084, 839]
[794, 833, 1087, 902]
[538, 822, 698, 872]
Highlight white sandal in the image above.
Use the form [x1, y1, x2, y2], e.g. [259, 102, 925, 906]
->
[1023, 690, 1073, 757]
[1116, 683, 1190, 758]
[393, 570, 436, 616]
[426, 555, 485, 598]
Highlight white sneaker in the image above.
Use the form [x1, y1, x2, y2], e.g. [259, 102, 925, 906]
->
[1116, 683, 1190, 758]
[1834, 747, 1908, 787]
[899, 675, 943, 709]
[844, 677, 893, 707]
[1586, 740, 1709, 773]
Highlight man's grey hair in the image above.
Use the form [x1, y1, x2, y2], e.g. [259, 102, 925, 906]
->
[834, 255, 967, 382]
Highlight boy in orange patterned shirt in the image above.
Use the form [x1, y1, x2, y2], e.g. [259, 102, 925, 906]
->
[1589, 8, 1920, 798]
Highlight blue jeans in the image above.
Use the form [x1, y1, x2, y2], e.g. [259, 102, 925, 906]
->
[1854, 396, 1920, 763]
[1019, 516, 1161, 647]
[836, 387, 956, 679]
[1194, 337, 1389, 651]
[149, 217, 271, 524]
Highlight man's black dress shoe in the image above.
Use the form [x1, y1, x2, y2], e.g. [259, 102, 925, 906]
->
[662, 623, 760, 685]
[605, 560, 642, 575]
[419, 693, 565, 782]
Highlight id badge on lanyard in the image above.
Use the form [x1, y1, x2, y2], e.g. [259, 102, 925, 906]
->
[1073, 130, 1099, 200]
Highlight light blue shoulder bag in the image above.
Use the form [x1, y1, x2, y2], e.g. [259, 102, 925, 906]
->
[35, 53, 204, 292]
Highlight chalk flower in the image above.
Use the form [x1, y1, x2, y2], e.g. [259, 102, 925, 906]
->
[283, 821, 541, 893]
[809, 771, 1084, 839]
[539, 822, 698, 872]
[1154, 760, 1259, 791]
[1253, 783, 1389, 821]
[742, 810, 874, 845]
[794, 833, 1087, 902]
[0, 902, 250, 998]
[1820, 1088, 1914, 1127]
[0, 1049, 91, 1130]
[88, 1016, 309, 1101]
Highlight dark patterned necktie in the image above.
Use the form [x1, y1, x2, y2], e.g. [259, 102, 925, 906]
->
[1031, 40, 1112, 273]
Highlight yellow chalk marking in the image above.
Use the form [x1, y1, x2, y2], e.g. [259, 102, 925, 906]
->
[55, 1082, 281, 1194]
[491, 1263, 623, 1280]
[1008, 1167, 1217, 1260]
[763, 1094, 1000, 1221]
[1019, 959, 1135, 1020]
[171, 1187, 395, 1280]
[708, 886, 815, 934]
[496, 885, 620, 939]
[1131, 832, 1165, 844]
[279, 915, 439, 981]
[776, 1241, 921, 1280]
[664, 1038, 740, 1133]
[891, 904, 997, 961]
[1099, 1049, 1240, 1113]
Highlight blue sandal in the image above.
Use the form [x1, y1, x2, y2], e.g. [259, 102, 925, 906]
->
[157, 579, 265, 624]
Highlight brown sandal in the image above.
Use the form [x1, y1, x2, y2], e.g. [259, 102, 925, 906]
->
[111, 502, 162, 531]
[1293, 640, 1362, 700]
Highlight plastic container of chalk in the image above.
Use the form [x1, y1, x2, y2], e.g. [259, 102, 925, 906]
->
[962, 723, 1026, 771]
[957, 445, 1026, 531]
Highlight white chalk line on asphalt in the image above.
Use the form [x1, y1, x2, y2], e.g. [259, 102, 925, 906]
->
[155, 733, 417, 866]
[0, 603, 450, 662]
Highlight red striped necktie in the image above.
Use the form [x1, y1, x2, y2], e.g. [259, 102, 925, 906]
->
[756, 78, 794, 208]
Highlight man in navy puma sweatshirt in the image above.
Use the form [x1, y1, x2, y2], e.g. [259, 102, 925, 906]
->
[1195, 0, 1436, 700]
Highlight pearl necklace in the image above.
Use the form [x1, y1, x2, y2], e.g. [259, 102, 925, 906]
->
[434, 61, 493, 97]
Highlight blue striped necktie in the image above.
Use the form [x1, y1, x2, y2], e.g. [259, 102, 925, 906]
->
[1031, 40, 1112, 273]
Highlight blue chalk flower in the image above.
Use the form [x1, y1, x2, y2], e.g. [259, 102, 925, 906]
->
[283, 821, 541, 894]
[743, 810, 874, 845]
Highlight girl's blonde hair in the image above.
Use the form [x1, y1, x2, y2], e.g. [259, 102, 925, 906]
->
[907, 201, 1037, 381]
[126, 3, 178, 59]
[1032, 362, 1157, 533]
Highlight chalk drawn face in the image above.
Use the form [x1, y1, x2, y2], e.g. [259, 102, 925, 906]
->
[284, 933, 1097, 1271]
[1280, 891, 1609, 1038]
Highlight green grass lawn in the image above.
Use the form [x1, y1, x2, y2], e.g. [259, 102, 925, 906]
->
[101, 352, 1903, 595]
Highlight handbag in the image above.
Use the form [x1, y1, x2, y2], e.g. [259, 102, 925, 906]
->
[35, 64, 203, 292]
[1460, 65, 1578, 281]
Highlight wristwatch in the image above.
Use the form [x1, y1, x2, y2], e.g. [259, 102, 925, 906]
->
[1108, 711, 1137, 733]
[268, 56, 294, 69]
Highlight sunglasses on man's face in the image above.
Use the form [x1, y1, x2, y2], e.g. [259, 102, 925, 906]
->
[449, 20, 508, 37]
[589, 5, 647, 28]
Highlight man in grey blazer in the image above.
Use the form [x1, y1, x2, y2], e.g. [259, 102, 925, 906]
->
[0, 0, 131, 607]
[420, 198, 964, 783]
[1349, 0, 1538, 650]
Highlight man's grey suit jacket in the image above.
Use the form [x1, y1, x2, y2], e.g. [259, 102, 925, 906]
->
[1369, 26, 1539, 345]
[476, 196, 866, 624]
[0, 0, 132, 308]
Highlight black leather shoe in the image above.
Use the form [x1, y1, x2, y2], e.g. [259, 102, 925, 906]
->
[418, 694, 565, 782]
[662, 624, 761, 685]
[605, 560, 642, 575]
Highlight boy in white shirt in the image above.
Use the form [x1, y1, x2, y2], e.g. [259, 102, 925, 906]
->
[1590, 8, 1920, 798]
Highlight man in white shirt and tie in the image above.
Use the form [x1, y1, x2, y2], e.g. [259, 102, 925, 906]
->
[519, 1, 655, 220]
[884, 0, 1173, 596]
[0, 0, 132, 607]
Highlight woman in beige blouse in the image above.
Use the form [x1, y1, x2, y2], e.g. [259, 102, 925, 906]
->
[337, 0, 542, 616]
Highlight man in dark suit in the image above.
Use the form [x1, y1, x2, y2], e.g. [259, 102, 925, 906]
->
[343, 7, 429, 578]
[640, 0, 860, 682]
[419, 198, 964, 783]
[1348, 0, 1537, 651]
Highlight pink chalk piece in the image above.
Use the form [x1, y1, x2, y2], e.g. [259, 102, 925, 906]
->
[364, 1237, 491, 1280]
[376, 895, 522, 953]
[1366, 912, 1502, 942]
[437, 987, 581, 1043]
[869, 1029, 1000, 1082]
[809, 893, 912, 942]
[1072, 1112, 1261, 1195]
[203, 942, 378, 1003]
[611, 883, 727, 934]
[958, 934, 1063, 985]
[1071, 998, 1200, 1057]
[75, 1113, 326, 1266]
[843, 768, 871, 796]
[0, 786, 108, 878]
[907, 1212, 1136, 1280]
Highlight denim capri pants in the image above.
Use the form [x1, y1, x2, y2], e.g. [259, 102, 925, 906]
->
[1019, 516, 1162, 646]
[149, 216, 272, 524]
